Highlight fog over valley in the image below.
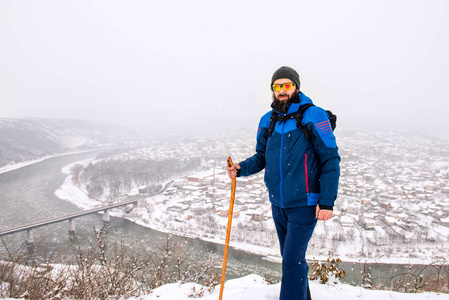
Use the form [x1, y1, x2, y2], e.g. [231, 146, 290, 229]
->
[1, 0, 448, 139]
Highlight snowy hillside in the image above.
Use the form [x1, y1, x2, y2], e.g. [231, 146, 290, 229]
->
[0, 118, 135, 169]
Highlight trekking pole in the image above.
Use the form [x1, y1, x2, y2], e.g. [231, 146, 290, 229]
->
[219, 156, 237, 300]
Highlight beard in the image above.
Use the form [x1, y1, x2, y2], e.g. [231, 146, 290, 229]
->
[271, 90, 300, 114]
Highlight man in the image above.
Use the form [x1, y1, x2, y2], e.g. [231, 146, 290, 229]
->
[226, 66, 340, 300]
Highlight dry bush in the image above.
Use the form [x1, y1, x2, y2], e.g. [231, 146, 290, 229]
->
[309, 250, 347, 284]
[421, 263, 449, 293]
[345, 258, 449, 294]
[386, 261, 449, 293]
[0, 236, 61, 299]
[0, 228, 220, 299]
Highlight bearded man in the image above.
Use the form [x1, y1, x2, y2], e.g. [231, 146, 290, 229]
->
[226, 66, 341, 300]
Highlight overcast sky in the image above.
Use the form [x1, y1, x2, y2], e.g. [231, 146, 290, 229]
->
[1, 0, 448, 138]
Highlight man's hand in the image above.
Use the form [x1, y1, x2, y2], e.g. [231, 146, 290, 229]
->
[226, 163, 240, 179]
[316, 206, 333, 221]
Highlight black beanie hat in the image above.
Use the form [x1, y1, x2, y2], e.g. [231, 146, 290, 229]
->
[271, 66, 300, 91]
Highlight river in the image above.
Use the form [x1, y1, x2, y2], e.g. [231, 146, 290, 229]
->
[0, 150, 434, 286]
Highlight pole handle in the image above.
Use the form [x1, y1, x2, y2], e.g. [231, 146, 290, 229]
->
[227, 156, 234, 168]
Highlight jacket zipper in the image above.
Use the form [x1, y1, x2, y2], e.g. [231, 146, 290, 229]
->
[305, 153, 309, 194]
[279, 120, 285, 207]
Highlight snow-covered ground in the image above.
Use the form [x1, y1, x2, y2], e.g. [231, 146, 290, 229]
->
[54, 158, 103, 209]
[3, 274, 449, 300]
[131, 274, 449, 300]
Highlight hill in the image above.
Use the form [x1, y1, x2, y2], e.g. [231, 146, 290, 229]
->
[0, 118, 132, 169]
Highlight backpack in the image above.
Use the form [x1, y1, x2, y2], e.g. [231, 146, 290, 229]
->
[267, 103, 337, 141]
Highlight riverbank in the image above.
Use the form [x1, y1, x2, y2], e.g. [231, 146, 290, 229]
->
[0, 148, 116, 175]
[0, 155, 61, 175]
[53, 160, 279, 257]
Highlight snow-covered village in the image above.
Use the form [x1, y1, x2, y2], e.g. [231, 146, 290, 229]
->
[55, 128, 449, 266]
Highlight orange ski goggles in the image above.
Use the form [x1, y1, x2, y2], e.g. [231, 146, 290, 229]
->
[272, 82, 295, 92]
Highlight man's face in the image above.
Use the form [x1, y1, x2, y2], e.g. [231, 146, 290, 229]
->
[273, 78, 298, 101]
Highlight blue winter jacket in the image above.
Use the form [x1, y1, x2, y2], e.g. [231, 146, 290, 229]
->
[238, 92, 340, 208]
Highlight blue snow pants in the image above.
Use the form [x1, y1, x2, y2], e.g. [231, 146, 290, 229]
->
[272, 204, 317, 300]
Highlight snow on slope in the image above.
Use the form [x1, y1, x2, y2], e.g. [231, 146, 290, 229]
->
[3, 274, 448, 300]
[132, 274, 449, 300]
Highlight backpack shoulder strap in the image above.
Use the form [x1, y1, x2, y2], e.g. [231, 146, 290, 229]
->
[295, 103, 315, 128]
[267, 110, 278, 137]
[296, 103, 315, 142]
